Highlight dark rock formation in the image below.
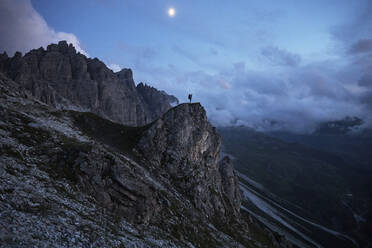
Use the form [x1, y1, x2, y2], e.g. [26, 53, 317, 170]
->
[136, 103, 241, 220]
[0, 41, 178, 126]
[137, 82, 179, 121]
[219, 156, 242, 217]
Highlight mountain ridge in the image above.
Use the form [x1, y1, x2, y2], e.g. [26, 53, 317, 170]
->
[0, 40, 178, 126]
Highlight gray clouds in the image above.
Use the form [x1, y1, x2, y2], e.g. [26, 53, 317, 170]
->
[143, 32, 372, 132]
[138, 56, 366, 132]
[129, 39, 372, 132]
[204, 63, 364, 132]
[335, 2, 372, 125]
[349, 39, 372, 54]
[261, 46, 301, 67]
[0, 0, 87, 56]
[358, 73, 372, 87]
[331, 1, 372, 46]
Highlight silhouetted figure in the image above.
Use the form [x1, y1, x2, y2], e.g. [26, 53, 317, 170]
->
[188, 94, 192, 103]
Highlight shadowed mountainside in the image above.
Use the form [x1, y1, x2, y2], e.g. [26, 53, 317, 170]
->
[0, 72, 293, 247]
[0, 41, 178, 126]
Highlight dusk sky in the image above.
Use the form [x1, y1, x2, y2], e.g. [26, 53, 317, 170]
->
[1, 0, 372, 131]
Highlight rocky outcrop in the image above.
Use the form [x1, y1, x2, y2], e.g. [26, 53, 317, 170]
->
[219, 156, 242, 217]
[0, 41, 178, 126]
[136, 103, 241, 220]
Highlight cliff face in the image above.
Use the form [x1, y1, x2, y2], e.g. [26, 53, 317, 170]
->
[136, 103, 241, 219]
[0, 41, 178, 126]
[136, 82, 179, 121]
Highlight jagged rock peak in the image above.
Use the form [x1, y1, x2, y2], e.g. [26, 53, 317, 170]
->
[0, 51, 8, 58]
[137, 82, 179, 120]
[137, 82, 178, 103]
[137, 103, 216, 168]
[136, 103, 241, 219]
[116, 68, 133, 79]
[46, 40, 77, 55]
[14, 51, 23, 57]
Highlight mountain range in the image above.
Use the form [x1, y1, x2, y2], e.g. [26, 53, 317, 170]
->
[0, 42, 292, 248]
[0, 40, 178, 126]
[1, 41, 370, 248]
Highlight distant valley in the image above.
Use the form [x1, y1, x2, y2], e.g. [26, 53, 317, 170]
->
[219, 126, 372, 247]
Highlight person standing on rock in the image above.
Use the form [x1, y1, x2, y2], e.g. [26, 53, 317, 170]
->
[188, 94, 192, 103]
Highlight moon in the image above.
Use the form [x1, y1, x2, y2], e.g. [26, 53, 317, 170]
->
[168, 8, 176, 17]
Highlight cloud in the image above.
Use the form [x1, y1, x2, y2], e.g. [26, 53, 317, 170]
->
[349, 39, 372, 54]
[210, 48, 219, 56]
[145, 56, 370, 132]
[261, 46, 301, 67]
[213, 69, 363, 131]
[112, 42, 160, 76]
[331, 1, 372, 49]
[217, 79, 231, 89]
[0, 0, 87, 56]
[358, 73, 372, 87]
[357, 72, 372, 120]
[108, 64, 122, 72]
[172, 45, 200, 66]
[116, 42, 157, 61]
[120, 42, 370, 132]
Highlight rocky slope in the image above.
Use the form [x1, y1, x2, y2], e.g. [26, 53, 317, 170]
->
[0, 41, 178, 126]
[0, 72, 291, 247]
